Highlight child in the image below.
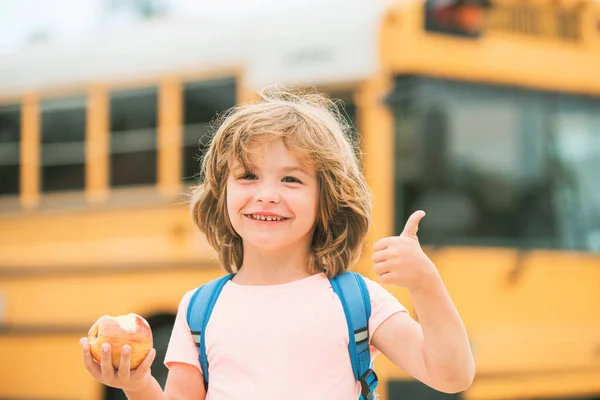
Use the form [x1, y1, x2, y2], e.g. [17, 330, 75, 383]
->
[80, 88, 475, 400]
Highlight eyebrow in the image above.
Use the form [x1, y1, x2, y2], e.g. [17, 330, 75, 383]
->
[230, 164, 311, 176]
[280, 166, 309, 175]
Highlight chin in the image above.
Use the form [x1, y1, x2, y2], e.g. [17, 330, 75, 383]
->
[245, 236, 296, 252]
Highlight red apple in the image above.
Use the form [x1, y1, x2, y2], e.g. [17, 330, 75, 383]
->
[88, 313, 153, 370]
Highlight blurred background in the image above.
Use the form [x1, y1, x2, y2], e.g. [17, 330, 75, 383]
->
[1, 0, 599, 399]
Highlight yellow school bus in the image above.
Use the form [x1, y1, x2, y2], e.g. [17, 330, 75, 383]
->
[0, 1, 599, 399]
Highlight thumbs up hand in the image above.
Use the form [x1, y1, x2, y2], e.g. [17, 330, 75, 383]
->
[372, 210, 439, 290]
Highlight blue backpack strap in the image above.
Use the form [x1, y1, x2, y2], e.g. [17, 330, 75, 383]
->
[330, 272, 379, 400]
[186, 274, 235, 390]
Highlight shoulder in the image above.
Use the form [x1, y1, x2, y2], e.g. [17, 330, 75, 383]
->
[328, 272, 405, 310]
[334, 272, 391, 298]
[179, 288, 198, 309]
[353, 273, 408, 314]
[173, 289, 199, 326]
[361, 274, 391, 298]
[182, 274, 235, 308]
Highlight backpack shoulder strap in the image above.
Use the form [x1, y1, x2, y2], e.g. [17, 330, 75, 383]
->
[186, 273, 234, 390]
[330, 271, 379, 400]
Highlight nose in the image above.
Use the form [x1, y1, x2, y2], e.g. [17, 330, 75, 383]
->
[256, 183, 280, 204]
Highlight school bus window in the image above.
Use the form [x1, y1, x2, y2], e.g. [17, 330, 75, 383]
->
[41, 96, 86, 193]
[182, 78, 236, 182]
[0, 104, 21, 196]
[392, 77, 562, 249]
[110, 87, 158, 187]
[553, 95, 600, 252]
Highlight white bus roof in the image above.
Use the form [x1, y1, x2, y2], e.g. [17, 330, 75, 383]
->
[0, 1, 388, 97]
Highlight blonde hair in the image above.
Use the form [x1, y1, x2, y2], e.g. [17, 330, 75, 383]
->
[189, 87, 372, 278]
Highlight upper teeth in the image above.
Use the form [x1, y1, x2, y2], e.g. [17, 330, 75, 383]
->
[250, 214, 284, 221]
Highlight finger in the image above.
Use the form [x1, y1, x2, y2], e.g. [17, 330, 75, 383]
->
[372, 249, 388, 264]
[373, 237, 395, 252]
[400, 210, 426, 239]
[373, 261, 390, 277]
[133, 348, 156, 378]
[100, 343, 115, 381]
[81, 338, 102, 380]
[118, 345, 132, 381]
[379, 272, 394, 284]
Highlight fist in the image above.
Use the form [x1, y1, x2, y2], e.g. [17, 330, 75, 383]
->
[372, 210, 438, 289]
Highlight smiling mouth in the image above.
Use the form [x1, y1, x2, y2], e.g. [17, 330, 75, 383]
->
[244, 214, 289, 222]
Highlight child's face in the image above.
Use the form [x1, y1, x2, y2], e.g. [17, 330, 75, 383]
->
[226, 139, 319, 255]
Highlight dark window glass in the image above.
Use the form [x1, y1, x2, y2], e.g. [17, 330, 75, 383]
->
[328, 91, 362, 162]
[110, 87, 157, 187]
[182, 78, 236, 182]
[41, 97, 86, 192]
[552, 95, 600, 252]
[391, 77, 566, 249]
[331, 90, 357, 140]
[0, 104, 21, 196]
[424, 0, 488, 38]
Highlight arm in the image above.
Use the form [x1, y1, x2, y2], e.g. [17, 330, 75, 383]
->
[409, 273, 474, 390]
[371, 211, 475, 393]
[123, 375, 168, 400]
[125, 363, 206, 400]
[371, 275, 474, 393]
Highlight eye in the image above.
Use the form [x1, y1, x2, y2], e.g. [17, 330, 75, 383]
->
[282, 176, 302, 184]
[239, 173, 258, 180]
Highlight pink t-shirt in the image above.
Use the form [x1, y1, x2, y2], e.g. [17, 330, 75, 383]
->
[164, 272, 407, 400]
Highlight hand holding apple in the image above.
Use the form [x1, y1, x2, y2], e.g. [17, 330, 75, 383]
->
[80, 313, 156, 393]
[88, 313, 153, 370]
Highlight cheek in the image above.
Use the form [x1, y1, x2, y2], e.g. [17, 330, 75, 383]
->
[225, 181, 239, 218]
[290, 189, 319, 222]
[226, 181, 251, 216]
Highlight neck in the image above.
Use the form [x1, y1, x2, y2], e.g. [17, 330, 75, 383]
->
[234, 242, 314, 285]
